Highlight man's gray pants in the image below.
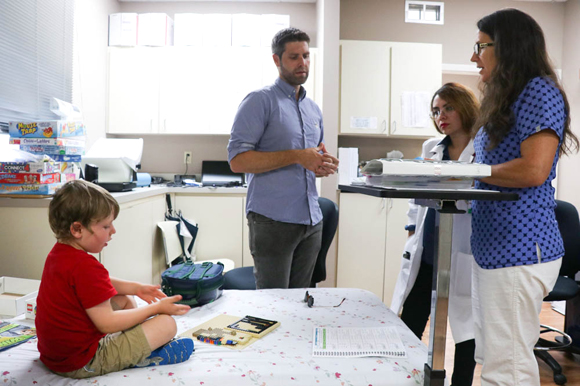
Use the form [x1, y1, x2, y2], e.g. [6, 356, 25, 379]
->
[247, 211, 322, 289]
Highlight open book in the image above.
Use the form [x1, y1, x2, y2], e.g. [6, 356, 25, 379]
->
[0, 321, 37, 352]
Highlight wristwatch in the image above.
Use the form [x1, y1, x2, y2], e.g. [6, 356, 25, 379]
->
[404, 224, 416, 231]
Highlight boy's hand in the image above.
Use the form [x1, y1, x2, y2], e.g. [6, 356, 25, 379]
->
[136, 284, 167, 304]
[157, 295, 190, 315]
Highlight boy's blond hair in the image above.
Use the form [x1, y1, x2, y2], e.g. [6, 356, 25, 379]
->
[49, 180, 120, 241]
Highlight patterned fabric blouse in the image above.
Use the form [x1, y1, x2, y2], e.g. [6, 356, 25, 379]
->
[471, 77, 565, 269]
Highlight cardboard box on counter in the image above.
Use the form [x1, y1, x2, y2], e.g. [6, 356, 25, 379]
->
[0, 277, 40, 317]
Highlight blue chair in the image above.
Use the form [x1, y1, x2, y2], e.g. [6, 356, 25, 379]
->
[223, 197, 339, 289]
[534, 200, 580, 385]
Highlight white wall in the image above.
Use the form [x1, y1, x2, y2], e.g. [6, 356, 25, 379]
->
[340, 0, 565, 68]
[317, 0, 340, 287]
[557, 0, 580, 208]
[73, 0, 121, 150]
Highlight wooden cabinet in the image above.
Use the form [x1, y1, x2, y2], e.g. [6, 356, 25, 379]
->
[0, 206, 54, 280]
[108, 47, 317, 135]
[174, 194, 248, 268]
[336, 193, 408, 305]
[0, 190, 254, 283]
[100, 195, 167, 285]
[340, 40, 442, 138]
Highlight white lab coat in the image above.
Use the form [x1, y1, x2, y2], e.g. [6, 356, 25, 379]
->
[390, 137, 475, 343]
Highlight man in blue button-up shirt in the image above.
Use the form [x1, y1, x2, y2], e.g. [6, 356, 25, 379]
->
[227, 28, 338, 289]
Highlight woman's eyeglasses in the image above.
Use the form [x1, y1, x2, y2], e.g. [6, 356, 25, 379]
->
[304, 291, 346, 308]
[473, 42, 494, 56]
[430, 105, 455, 120]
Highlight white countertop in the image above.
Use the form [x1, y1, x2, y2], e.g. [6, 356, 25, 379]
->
[0, 184, 248, 208]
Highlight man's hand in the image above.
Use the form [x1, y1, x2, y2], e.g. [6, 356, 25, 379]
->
[314, 143, 339, 177]
[136, 284, 167, 304]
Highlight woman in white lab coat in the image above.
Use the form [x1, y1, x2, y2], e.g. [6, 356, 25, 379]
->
[390, 83, 479, 386]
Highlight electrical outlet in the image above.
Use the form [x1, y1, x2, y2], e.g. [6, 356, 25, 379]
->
[183, 151, 192, 164]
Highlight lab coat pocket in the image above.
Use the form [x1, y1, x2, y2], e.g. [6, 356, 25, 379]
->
[451, 252, 473, 297]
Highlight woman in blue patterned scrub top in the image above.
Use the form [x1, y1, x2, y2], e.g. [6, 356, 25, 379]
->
[469, 9, 578, 386]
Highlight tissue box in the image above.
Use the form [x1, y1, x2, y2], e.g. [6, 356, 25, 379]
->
[0, 277, 40, 317]
[109, 13, 138, 46]
[138, 13, 174, 46]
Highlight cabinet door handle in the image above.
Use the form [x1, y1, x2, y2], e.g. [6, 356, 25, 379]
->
[392, 121, 397, 134]
[381, 120, 387, 133]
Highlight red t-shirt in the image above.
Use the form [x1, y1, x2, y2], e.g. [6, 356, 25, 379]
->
[36, 243, 118, 372]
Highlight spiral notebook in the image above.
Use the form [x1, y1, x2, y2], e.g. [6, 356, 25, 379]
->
[312, 327, 407, 358]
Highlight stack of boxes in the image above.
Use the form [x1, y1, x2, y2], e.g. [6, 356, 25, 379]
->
[0, 120, 85, 195]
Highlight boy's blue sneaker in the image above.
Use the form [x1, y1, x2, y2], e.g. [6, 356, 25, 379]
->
[135, 338, 194, 367]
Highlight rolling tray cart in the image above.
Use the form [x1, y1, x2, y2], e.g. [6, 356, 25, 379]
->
[339, 184, 518, 386]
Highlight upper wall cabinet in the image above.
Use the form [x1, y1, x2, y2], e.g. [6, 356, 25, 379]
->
[339, 40, 442, 138]
[107, 47, 316, 135]
[108, 48, 162, 134]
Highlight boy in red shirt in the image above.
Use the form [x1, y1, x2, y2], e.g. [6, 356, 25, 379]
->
[36, 180, 194, 378]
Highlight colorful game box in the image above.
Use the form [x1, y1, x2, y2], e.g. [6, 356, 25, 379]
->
[48, 154, 82, 162]
[0, 161, 61, 174]
[10, 137, 86, 147]
[0, 172, 61, 184]
[0, 182, 62, 195]
[20, 144, 85, 156]
[9, 120, 85, 138]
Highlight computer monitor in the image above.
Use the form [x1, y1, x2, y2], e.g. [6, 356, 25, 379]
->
[201, 160, 244, 187]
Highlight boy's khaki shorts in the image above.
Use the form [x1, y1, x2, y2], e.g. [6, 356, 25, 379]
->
[56, 324, 151, 379]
